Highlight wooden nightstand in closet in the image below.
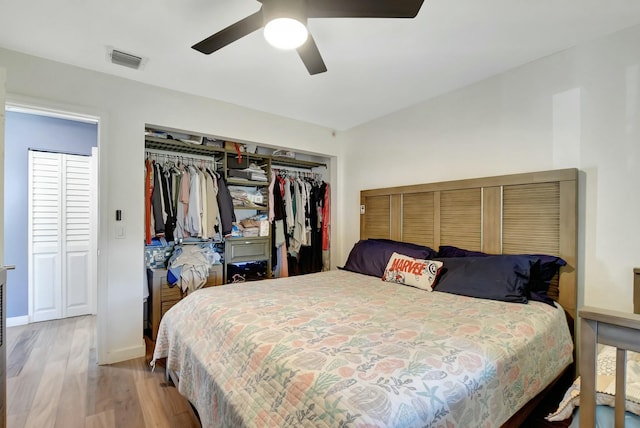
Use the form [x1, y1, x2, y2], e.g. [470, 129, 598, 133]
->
[147, 265, 223, 341]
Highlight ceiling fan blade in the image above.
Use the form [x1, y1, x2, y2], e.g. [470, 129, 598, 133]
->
[297, 34, 327, 75]
[192, 10, 264, 54]
[307, 0, 424, 18]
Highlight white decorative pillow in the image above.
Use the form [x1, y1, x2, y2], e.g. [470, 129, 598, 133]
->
[546, 345, 640, 421]
[381, 252, 443, 291]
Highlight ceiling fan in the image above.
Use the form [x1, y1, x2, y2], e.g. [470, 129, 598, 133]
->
[192, 0, 425, 75]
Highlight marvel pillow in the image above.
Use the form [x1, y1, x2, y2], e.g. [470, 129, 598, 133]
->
[381, 252, 443, 291]
[342, 239, 437, 278]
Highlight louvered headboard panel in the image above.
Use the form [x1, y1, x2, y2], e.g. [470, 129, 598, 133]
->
[440, 188, 482, 251]
[362, 195, 391, 240]
[360, 168, 578, 321]
[401, 192, 435, 247]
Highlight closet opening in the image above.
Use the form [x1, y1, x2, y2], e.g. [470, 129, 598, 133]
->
[143, 125, 332, 340]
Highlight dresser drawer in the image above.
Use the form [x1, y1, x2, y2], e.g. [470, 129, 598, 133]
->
[161, 300, 179, 316]
[148, 265, 226, 341]
[161, 282, 182, 301]
[226, 237, 269, 264]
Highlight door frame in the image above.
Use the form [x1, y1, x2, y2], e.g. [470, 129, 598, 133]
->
[0, 68, 5, 266]
[4, 95, 108, 363]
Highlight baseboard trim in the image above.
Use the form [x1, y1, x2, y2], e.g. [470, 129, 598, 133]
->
[7, 315, 29, 327]
[103, 340, 146, 365]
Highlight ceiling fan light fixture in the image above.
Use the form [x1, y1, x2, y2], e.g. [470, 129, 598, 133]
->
[264, 17, 308, 49]
[262, 0, 308, 50]
[191, 0, 425, 75]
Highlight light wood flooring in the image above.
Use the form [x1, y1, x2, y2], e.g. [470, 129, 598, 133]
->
[6, 315, 200, 428]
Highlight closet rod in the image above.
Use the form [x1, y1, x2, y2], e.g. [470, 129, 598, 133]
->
[272, 165, 325, 175]
[145, 147, 219, 163]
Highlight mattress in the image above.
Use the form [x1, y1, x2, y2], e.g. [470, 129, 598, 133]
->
[152, 270, 573, 427]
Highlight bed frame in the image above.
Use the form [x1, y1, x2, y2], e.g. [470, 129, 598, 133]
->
[360, 168, 579, 426]
[580, 305, 640, 427]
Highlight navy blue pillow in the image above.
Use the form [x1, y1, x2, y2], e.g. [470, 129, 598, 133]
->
[342, 239, 437, 278]
[436, 245, 566, 305]
[370, 239, 438, 258]
[529, 255, 567, 287]
[526, 255, 567, 305]
[437, 245, 488, 258]
[434, 256, 539, 304]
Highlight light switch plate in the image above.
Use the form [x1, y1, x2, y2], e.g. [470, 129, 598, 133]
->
[115, 224, 126, 239]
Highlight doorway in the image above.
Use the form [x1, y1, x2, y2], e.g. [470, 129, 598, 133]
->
[3, 107, 99, 324]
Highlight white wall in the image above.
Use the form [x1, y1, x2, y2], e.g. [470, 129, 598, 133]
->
[0, 47, 341, 363]
[342, 24, 640, 313]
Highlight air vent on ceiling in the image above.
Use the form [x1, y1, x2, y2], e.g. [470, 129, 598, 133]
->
[108, 48, 143, 70]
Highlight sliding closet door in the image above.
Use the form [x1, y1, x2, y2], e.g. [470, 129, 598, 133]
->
[29, 151, 94, 322]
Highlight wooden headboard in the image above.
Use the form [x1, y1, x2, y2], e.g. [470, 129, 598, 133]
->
[360, 168, 578, 322]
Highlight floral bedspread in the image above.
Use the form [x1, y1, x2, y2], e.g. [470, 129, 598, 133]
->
[152, 270, 573, 428]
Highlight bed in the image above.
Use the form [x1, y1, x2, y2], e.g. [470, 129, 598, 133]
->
[152, 168, 580, 427]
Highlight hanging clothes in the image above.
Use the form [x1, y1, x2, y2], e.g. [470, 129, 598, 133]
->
[270, 168, 330, 276]
[215, 172, 236, 237]
[175, 164, 190, 239]
[185, 165, 203, 236]
[271, 173, 289, 277]
[161, 165, 176, 242]
[268, 170, 276, 223]
[204, 169, 220, 238]
[199, 167, 209, 239]
[289, 178, 303, 256]
[145, 153, 225, 243]
[145, 159, 154, 244]
[151, 162, 165, 237]
[321, 182, 331, 271]
[284, 177, 294, 237]
[310, 181, 323, 272]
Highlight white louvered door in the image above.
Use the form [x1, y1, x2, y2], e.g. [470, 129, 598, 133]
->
[29, 152, 63, 321]
[63, 154, 93, 318]
[29, 151, 94, 322]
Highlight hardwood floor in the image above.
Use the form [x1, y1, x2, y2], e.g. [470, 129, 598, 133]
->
[6, 316, 200, 428]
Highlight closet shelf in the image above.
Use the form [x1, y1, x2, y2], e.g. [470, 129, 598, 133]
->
[145, 137, 224, 157]
[146, 136, 326, 169]
[227, 178, 270, 187]
[233, 204, 268, 210]
[271, 157, 326, 169]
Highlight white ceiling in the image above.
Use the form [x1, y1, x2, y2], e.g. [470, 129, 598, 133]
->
[1, 0, 640, 130]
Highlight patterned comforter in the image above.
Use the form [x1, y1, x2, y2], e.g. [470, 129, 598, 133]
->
[152, 270, 573, 427]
